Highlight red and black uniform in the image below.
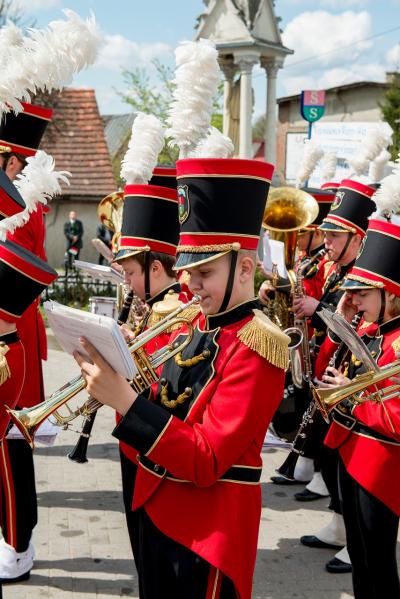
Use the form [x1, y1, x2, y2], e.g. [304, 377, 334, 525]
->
[114, 300, 287, 599]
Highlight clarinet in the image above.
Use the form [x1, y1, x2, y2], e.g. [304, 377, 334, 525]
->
[67, 289, 136, 464]
[276, 311, 362, 481]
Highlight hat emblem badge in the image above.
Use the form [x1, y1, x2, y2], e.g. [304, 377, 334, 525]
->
[177, 184, 190, 224]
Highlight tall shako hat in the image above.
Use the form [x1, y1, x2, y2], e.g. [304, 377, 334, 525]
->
[175, 158, 274, 270]
[115, 183, 179, 261]
[321, 182, 340, 193]
[319, 179, 376, 237]
[300, 187, 334, 231]
[0, 102, 53, 157]
[0, 239, 57, 322]
[0, 169, 25, 221]
[150, 166, 177, 190]
[342, 219, 400, 294]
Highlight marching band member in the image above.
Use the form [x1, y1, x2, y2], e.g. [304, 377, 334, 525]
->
[0, 102, 54, 582]
[295, 180, 376, 573]
[322, 215, 400, 598]
[74, 156, 289, 599]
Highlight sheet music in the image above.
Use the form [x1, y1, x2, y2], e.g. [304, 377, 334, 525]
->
[44, 301, 137, 380]
[262, 234, 288, 278]
[74, 260, 123, 284]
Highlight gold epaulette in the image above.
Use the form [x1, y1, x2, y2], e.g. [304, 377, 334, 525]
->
[148, 294, 201, 332]
[0, 342, 11, 386]
[391, 336, 400, 354]
[237, 309, 290, 370]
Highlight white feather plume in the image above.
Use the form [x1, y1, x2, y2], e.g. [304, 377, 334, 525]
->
[121, 113, 165, 185]
[321, 152, 337, 182]
[0, 10, 103, 114]
[295, 140, 324, 188]
[368, 149, 391, 183]
[193, 127, 234, 158]
[0, 151, 70, 241]
[371, 153, 400, 219]
[348, 126, 392, 176]
[166, 39, 220, 158]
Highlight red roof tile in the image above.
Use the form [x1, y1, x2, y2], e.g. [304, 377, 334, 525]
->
[40, 88, 117, 199]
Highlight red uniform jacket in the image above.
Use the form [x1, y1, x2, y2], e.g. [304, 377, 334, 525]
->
[118, 284, 191, 463]
[7, 205, 47, 407]
[302, 255, 331, 300]
[114, 300, 287, 599]
[324, 314, 400, 515]
[0, 331, 25, 440]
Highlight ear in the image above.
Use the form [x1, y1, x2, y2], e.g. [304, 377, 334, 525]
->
[387, 291, 396, 303]
[238, 255, 254, 282]
[151, 259, 163, 277]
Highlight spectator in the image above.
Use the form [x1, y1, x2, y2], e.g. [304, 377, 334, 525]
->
[64, 210, 84, 270]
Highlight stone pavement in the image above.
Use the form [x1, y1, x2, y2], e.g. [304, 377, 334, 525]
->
[5, 331, 396, 599]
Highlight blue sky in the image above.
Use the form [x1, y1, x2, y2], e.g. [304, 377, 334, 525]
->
[15, 0, 400, 117]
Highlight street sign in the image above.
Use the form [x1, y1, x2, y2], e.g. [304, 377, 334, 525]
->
[301, 90, 326, 123]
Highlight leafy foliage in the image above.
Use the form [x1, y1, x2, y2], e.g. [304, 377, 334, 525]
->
[380, 72, 400, 160]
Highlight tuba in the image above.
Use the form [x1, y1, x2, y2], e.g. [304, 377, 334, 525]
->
[97, 190, 124, 254]
[6, 294, 200, 447]
[262, 187, 319, 381]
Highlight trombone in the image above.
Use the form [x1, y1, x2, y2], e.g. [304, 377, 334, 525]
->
[6, 294, 200, 447]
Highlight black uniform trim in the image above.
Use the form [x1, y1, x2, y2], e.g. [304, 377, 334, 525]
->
[113, 395, 172, 455]
[332, 409, 400, 445]
[147, 282, 181, 308]
[205, 298, 259, 330]
[0, 331, 19, 344]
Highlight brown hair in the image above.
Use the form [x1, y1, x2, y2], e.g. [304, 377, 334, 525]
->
[133, 251, 177, 279]
[387, 295, 400, 318]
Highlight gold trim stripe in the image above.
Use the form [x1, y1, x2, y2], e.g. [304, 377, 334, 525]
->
[144, 415, 173, 457]
[177, 173, 271, 183]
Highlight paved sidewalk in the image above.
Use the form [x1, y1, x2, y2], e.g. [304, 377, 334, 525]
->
[5, 331, 393, 598]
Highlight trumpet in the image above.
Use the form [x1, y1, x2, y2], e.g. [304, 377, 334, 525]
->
[312, 360, 400, 422]
[6, 295, 200, 447]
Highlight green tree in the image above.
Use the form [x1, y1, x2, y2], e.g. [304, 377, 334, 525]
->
[118, 59, 224, 165]
[380, 72, 400, 160]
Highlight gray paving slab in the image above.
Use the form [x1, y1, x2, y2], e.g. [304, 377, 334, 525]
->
[4, 330, 398, 598]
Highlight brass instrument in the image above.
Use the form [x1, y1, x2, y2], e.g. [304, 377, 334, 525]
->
[312, 361, 400, 422]
[97, 190, 124, 254]
[6, 294, 200, 447]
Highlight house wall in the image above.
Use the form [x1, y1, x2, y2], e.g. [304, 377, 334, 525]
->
[45, 198, 104, 269]
[276, 85, 386, 182]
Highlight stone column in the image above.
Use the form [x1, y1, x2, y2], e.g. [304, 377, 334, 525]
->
[234, 53, 259, 158]
[261, 57, 283, 165]
[219, 57, 236, 137]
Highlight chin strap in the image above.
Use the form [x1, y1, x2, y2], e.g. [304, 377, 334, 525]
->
[376, 287, 386, 326]
[219, 251, 239, 313]
[144, 252, 151, 302]
[306, 231, 314, 256]
[337, 232, 354, 262]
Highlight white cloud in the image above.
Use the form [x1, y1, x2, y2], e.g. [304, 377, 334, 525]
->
[14, 0, 59, 10]
[386, 43, 400, 69]
[97, 34, 172, 71]
[282, 10, 372, 71]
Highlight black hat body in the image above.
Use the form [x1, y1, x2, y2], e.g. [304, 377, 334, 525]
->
[320, 179, 376, 237]
[0, 240, 57, 322]
[150, 166, 177, 190]
[175, 158, 274, 269]
[300, 187, 334, 230]
[0, 102, 53, 157]
[115, 184, 179, 262]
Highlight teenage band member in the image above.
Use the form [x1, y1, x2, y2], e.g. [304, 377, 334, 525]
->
[296, 180, 376, 573]
[322, 217, 400, 598]
[74, 157, 289, 599]
[0, 102, 53, 582]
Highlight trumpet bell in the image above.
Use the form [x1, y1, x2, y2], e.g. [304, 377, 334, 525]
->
[97, 191, 124, 253]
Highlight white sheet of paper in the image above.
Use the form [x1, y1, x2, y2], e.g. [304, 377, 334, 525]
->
[262, 234, 288, 278]
[44, 301, 137, 380]
[74, 260, 123, 284]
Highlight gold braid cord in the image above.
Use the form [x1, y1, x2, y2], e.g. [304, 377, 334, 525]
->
[0, 342, 11, 386]
[237, 309, 290, 370]
[174, 348, 210, 368]
[392, 336, 400, 354]
[160, 380, 192, 409]
[177, 242, 241, 253]
[147, 304, 201, 332]
[346, 274, 384, 288]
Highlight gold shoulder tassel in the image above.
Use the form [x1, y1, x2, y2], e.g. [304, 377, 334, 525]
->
[391, 336, 400, 354]
[0, 342, 11, 386]
[237, 309, 290, 370]
[148, 293, 201, 332]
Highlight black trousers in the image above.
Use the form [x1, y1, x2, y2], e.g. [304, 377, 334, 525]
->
[134, 508, 237, 599]
[119, 449, 139, 561]
[339, 459, 400, 599]
[0, 438, 37, 552]
[320, 446, 341, 514]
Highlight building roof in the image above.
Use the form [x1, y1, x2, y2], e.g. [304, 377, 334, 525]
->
[103, 113, 135, 160]
[277, 80, 389, 105]
[40, 88, 117, 200]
